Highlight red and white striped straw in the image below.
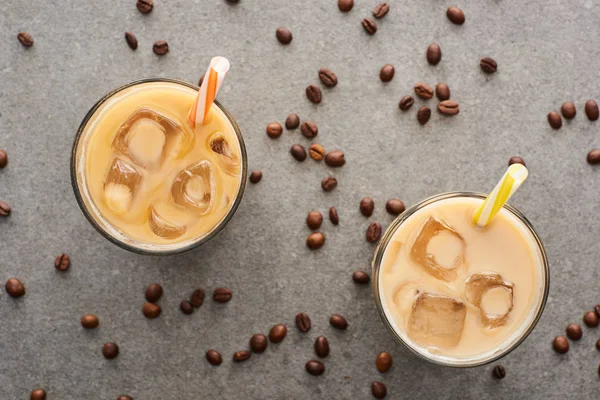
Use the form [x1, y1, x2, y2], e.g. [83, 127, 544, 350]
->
[188, 56, 231, 126]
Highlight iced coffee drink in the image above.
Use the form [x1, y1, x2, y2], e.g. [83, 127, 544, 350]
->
[71, 79, 246, 254]
[372, 192, 548, 366]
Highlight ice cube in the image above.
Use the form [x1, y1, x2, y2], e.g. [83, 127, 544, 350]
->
[410, 217, 466, 282]
[171, 160, 215, 215]
[407, 292, 466, 349]
[104, 158, 141, 191]
[104, 183, 133, 214]
[148, 206, 186, 239]
[208, 132, 240, 175]
[465, 273, 514, 328]
[126, 118, 166, 168]
[392, 281, 421, 316]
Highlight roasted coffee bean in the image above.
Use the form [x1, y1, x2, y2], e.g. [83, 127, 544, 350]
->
[306, 211, 323, 230]
[81, 314, 99, 329]
[137, 0, 153, 14]
[30, 389, 46, 400]
[206, 349, 222, 366]
[0, 200, 11, 217]
[585, 100, 599, 121]
[305, 360, 325, 376]
[584, 311, 599, 327]
[250, 334, 268, 353]
[307, 232, 326, 249]
[142, 302, 161, 319]
[362, 18, 377, 35]
[561, 101, 576, 119]
[508, 156, 526, 167]
[329, 207, 339, 225]
[417, 107, 432, 125]
[366, 222, 382, 243]
[352, 271, 370, 284]
[285, 113, 300, 129]
[306, 85, 322, 104]
[145, 283, 163, 303]
[319, 68, 338, 88]
[125, 32, 138, 50]
[213, 287, 232, 303]
[385, 199, 405, 215]
[360, 198, 375, 217]
[338, 0, 354, 12]
[399, 96, 415, 111]
[372, 3, 389, 18]
[480, 57, 497, 73]
[269, 324, 287, 343]
[566, 323, 583, 340]
[266, 122, 283, 138]
[249, 170, 262, 183]
[17, 32, 34, 47]
[435, 83, 450, 101]
[309, 144, 326, 161]
[371, 381, 387, 399]
[325, 150, 345, 167]
[321, 176, 337, 192]
[380, 64, 395, 82]
[5, 278, 25, 298]
[314, 336, 330, 358]
[414, 82, 434, 99]
[492, 365, 506, 379]
[301, 121, 319, 138]
[596, 339, 600, 350]
[426, 43, 442, 65]
[102, 342, 119, 359]
[595, 304, 600, 317]
[180, 300, 194, 315]
[295, 312, 312, 333]
[117, 396, 133, 400]
[276, 27, 293, 44]
[376, 351, 392, 372]
[329, 314, 348, 330]
[552, 336, 569, 353]
[152, 40, 169, 55]
[446, 6, 465, 25]
[547, 111, 562, 129]
[587, 149, 600, 165]
[233, 350, 251, 362]
[198, 74, 205, 86]
[0, 149, 7, 168]
[438, 100, 460, 115]
[291, 144, 307, 161]
[54, 253, 71, 271]
[190, 288, 205, 308]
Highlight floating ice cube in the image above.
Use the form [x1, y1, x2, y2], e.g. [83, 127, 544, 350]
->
[104, 183, 133, 214]
[465, 273, 514, 328]
[407, 292, 466, 349]
[392, 281, 421, 316]
[171, 160, 215, 215]
[208, 132, 240, 176]
[104, 158, 142, 191]
[126, 118, 166, 168]
[148, 206, 186, 239]
[410, 217, 466, 282]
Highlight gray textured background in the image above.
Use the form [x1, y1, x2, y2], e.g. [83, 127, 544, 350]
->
[1, 0, 599, 398]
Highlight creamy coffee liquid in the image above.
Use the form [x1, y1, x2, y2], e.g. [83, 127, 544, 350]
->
[379, 197, 545, 361]
[81, 82, 242, 245]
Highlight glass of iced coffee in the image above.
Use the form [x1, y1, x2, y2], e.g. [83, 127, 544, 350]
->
[71, 78, 247, 255]
[372, 192, 549, 367]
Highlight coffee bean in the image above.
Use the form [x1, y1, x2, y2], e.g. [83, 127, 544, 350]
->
[198, 74, 205, 86]
[145, 283, 163, 303]
[291, 144, 307, 161]
[360, 198, 375, 217]
[552, 336, 569, 353]
[137, 0, 153, 14]
[399, 96, 415, 111]
[233, 350, 251, 362]
[301, 121, 319, 138]
[142, 302, 161, 319]
[269, 324, 287, 343]
[446, 6, 465, 25]
[371, 381, 387, 399]
[566, 323, 583, 340]
[81, 314, 99, 329]
[0, 200, 11, 216]
[250, 334, 268, 353]
[362, 18, 377, 35]
[414, 82, 434, 99]
[547, 111, 562, 129]
[180, 300, 194, 315]
[329, 314, 348, 330]
[585, 100, 599, 121]
[372, 3, 390, 19]
[321, 176, 337, 192]
[276, 27, 293, 45]
[305, 360, 325, 376]
[417, 106, 431, 125]
[213, 287, 232, 303]
[30, 389, 46, 400]
[249, 170, 262, 183]
[596, 339, 600, 350]
[285, 113, 300, 129]
[480, 57, 497, 73]
[587, 149, 600, 165]
[5, 278, 25, 298]
[366, 222, 382, 243]
[426, 43, 442, 65]
[17, 32, 34, 47]
[306, 211, 323, 230]
[561, 101, 576, 119]
[380, 64, 395, 82]
[314, 336, 330, 358]
[125, 32, 138, 50]
[385, 199, 405, 215]
[595, 304, 600, 317]
[190, 288, 205, 308]
[352, 271, 370, 284]
[266, 122, 283, 138]
[102, 342, 119, 359]
[325, 150, 345, 167]
[438, 100, 460, 115]
[296, 312, 312, 333]
[0, 149, 7, 168]
[206, 349, 222, 366]
[307, 232, 326, 249]
[306, 85, 322, 104]
[508, 156, 526, 167]
[117, 396, 133, 400]
[153, 40, 169, 56]
[319, 68, 338, 88]
[329, 207, 339, 225]
[309, 144, 326, 161]
[435, 83, 450, 101]
[584, 311, 599, 327]
[338, 0, 354, 12]
[492, 365, 506, 379]
[54, 253, 71, 271]
[376, 351, 392, 372]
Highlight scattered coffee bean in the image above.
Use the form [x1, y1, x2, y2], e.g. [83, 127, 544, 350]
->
[291, 144, 307, 162]
[190, 288, 205, 308]
[117, 396, 133, 400]
[0, 200, 11, 216]
[492, 365, 506, 379]
[301, 121, 319, 138]
[371, 381, 387, 399]
[366, 222, 382, 243]
[198, 74, 205, 86]
[584, 311, 599, 327]
[54, 253, 71, 271]
[17, 32, 34, 47]
[352, 271, 370, 284]
[152, 40, 169, 56]
[206, 349, 223, 366]
[399, 96, 415, 111]
[276, 27, 293, 45]
[561, 101, 576, 119]
[233, 350, 251, 362]
[435, 83, 450, 101]
[285, 113, 300, 129]
[307, 232, 326, 249]
[269, 324, 287, 343]
[376, 351, 392, 373]
[81, 314, 99, 329]
[145, 283, 163, 303]
[266, 122, 283, 138]
[385, 199, 405, 215]
[509, 156, 526, 167]
[325, 150, 345, 167]
[552, 335, 569, 353]
[0, 149, 7, 168]
[426, 43, 442, 65]
[414, 82, 434, 99]
[306, 211, 323, 230]
[547, 111, 562, 129]
[306, 85, 322, 104]
[417, 107, 432, 125]
[180, 300, 194, 315]
[314, 336, 330, 358]
[309, 144, 326, 161]
[142, 302, 161, 319]
[362, 18, 377, 35]
[446, 6, 465, 25]
[595, 304, 600, 317]
[566, 323, 583, 340]
[250, 334, 268, 353]
[296, 312, 312, 333]
[329, 207, 339, 225]
[330, 314, 348, 330]
[213, 287, 232, 303]
[124, 32, 138, 50]
[587, 150, 600, 165]
[137, 0, 153, 14]
[30, 389, 46, 400]
[596, 339, 600, 350]
[5, 278, 25, 298]
[249, 170, 262, 183]
[319, 68, 338, 88]
[338, 0, 354, 12]
[372, 3, 389, 19]
[585, 100, 599, 121]
[321, 176, 337, 192]
[380, 64, 395, 82]
[480, 57, 497, 73]
[102, 342, 119, 359]
[438, 100, 460, 115]
[360, 198, 375, 217]
[305, 360, 325, 376]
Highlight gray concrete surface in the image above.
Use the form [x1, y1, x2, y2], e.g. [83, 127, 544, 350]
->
[1, 0, 599, 398]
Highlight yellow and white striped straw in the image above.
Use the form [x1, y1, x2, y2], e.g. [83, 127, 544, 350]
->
[473, 164, 529, 227]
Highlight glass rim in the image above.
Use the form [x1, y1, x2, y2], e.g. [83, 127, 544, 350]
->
[70, 78, 248, 255]
[371, 191, 550, 368]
